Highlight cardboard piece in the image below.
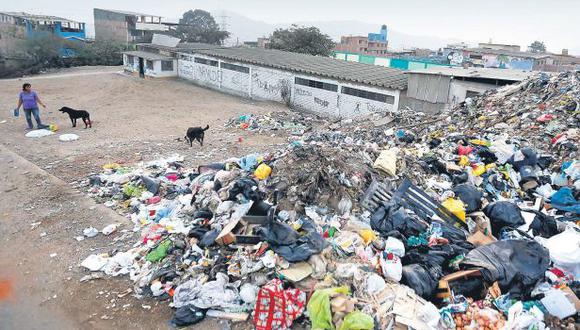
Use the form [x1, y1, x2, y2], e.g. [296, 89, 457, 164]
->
[279, 262, 313, 282]
[467, 231, 496, 246]
[541, 289, 577, 319]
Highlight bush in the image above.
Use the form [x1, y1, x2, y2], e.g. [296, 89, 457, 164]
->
[1, 36, 128, 78]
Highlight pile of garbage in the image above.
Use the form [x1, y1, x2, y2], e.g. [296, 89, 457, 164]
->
[225, 112, 316, 135]
[81, 71, 580, 329]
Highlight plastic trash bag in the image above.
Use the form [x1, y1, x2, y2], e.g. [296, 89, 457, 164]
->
[254, 163, 272, 180]
[257, 219, 326, 262]
[550, 187, 580, 214]
[453, 184, 483, 213]
[401, 263, 443, 298]
[536, 227, 580, 278]
[141, 175, 160, 195]
[507, 148, 538, 171]
[170, 305, 206, 327]
[441, 198, 466, 222]
[59, 133, 79, 142]
[338, 311, 374, 330]
[370, 197, 428, 238]
[483, 201, 525, 237]
[380, 252, 402, 282]
[146, 239, 172, 262]
[25, 129, 54, 138]
[460, 240, 550, 298]
[307, 286, 350, 330]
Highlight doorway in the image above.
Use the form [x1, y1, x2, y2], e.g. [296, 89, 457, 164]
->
[138, 58, 145, 78]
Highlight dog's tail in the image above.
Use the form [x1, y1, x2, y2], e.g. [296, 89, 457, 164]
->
[203, 125, 209, 131]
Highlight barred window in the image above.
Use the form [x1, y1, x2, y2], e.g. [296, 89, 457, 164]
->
[341, 86, 394, 104]
[194, 57, 218, 67]
[220, 62, 249, 73]
[161, 60, 173, 71]
[295, 77, 337, 92]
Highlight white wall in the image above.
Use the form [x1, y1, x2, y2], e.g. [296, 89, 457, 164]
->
[448, 80, 494, 106]
[152, 59, 177, 78]
[339, 82, 400, 118]
[123, 54, 176, 78]
[176, 51, 400, 119]
[292, 76, 340, 117]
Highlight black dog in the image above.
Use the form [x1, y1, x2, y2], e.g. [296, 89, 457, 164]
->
[185, 125, 209, 147]
[59, 106, 92, 128]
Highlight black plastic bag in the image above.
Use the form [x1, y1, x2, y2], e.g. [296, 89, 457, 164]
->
[199, 228, 220, 247]
[370, 197, 429, 238]
[256, 218, 326, 262]
[528, 210, 559, 238]
[483, 201, 525, 237]
[228, 178, 264, 201]
[141, 175, 160, 195]
[171, 305, 206, 327]
[401, 263, 443, 298]
[507, 148, 538, 171]
[460, 240, 550, 298]
[453, 184, 483, 213]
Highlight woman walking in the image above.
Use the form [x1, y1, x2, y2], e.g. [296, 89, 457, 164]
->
[15, 83, 49, 130]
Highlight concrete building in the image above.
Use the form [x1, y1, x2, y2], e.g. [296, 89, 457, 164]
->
[477, 43, 521, 52]
[94, 9, 168, 44]
[334, 25, 388, 55]
[405, 67, 533, 112]
[123, 42, 407, 119]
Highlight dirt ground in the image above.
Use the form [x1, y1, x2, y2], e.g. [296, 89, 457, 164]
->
[0, 66, 294, 329]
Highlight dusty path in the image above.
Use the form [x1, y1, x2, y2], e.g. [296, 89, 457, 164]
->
[0, 66, 293, 329]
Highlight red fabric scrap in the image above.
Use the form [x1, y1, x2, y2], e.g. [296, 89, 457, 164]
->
[253, 279, 306, 330]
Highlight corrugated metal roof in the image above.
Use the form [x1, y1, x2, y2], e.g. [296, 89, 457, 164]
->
[123, 51, 173, 61]
[407, 67, 534, 81]
[191, 47, 407, 90]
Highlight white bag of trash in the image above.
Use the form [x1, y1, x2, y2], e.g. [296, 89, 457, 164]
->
[59, 134, 79, 142]
[25, 129, 54, 138]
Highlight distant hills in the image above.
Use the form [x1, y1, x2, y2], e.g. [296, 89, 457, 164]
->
[209, 10, 466, 51]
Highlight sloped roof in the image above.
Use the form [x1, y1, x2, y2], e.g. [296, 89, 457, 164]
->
[192, 47, 407, 90]
[123, 51, 173, 61]
[407, 67, 533, 81]
[0, 11, 82, 24]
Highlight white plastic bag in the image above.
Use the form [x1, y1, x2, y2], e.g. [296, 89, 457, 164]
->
[59, 133, 79, 142]
[384, 237, 405, 257]
[25, 129, 54, 138]
[536, 227, 580, 277]
[380, 253, 402, 282]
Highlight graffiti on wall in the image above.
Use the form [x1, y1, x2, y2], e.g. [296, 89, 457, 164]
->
[179, 61, 194, 78]
[313, 97, 330, 108]
[295, 87, 312, 97]
[196, 65, 220, 83]
[252, 73, 283, 95]
[481, 54, 534, 70]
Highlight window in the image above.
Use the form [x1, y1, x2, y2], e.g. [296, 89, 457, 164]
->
[341, 86, 394, 104]
[126, 55, 134, 65]
[146, 60, 154, 70]
[194, 57, 218, 67]
[220, 62, 249, 73]
[295, 77, 338, 92]
[161, 60, 173, 71]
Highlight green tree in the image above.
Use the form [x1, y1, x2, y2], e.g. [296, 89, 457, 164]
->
[171, 10, 229, 44]
[268, 25, 335, 56]
[528, 41, 546, 53]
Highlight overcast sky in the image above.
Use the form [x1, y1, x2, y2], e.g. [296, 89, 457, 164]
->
[4, 0, 580, 54]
